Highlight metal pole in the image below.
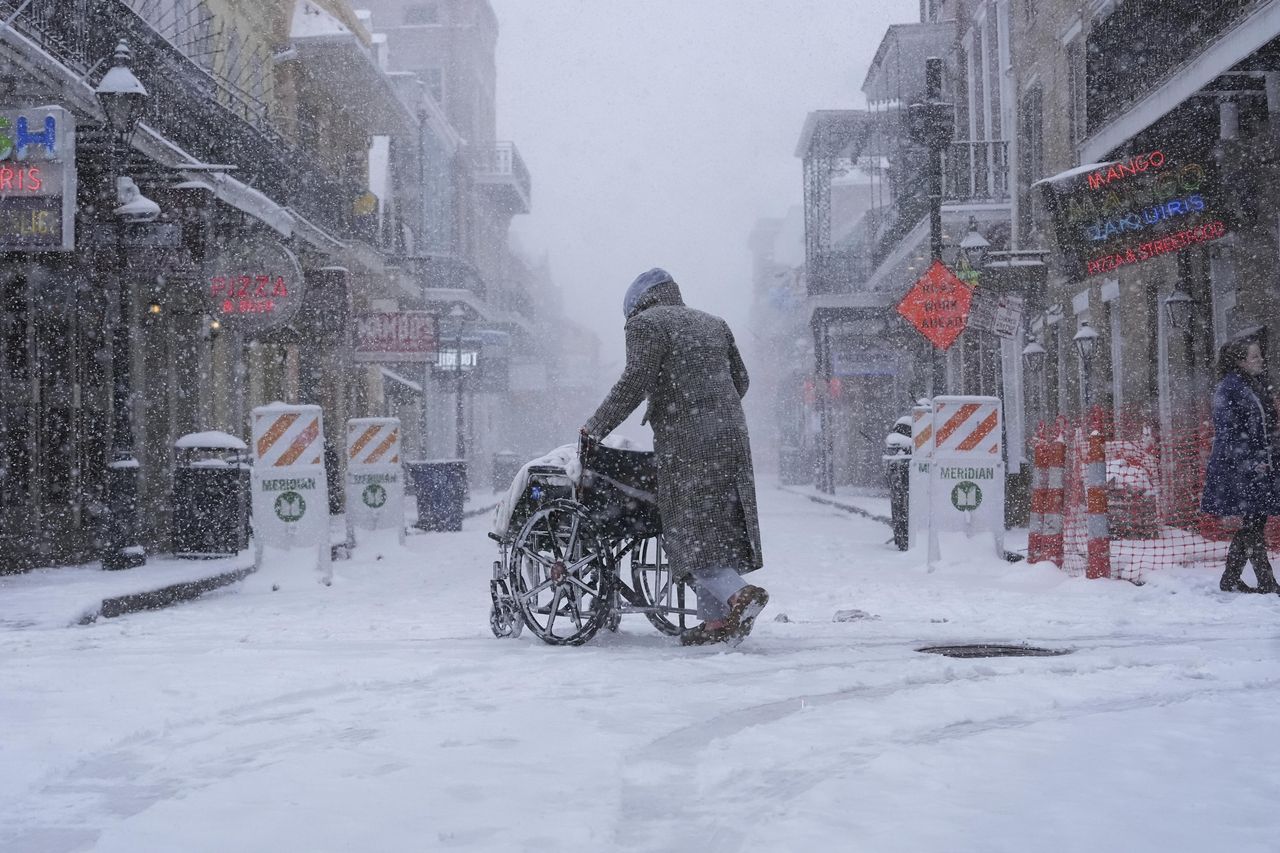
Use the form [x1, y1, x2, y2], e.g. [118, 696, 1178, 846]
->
[103, 130, 144, 570]
[924, 56, 949, 397]
[454, 325, 464, 459]
[926, 58, 944, 266]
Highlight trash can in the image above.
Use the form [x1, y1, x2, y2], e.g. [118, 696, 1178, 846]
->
[491, 450, 521, 492]
[884, 417, 913, 552]
[406, 459, 468, 532]
[172, 431, 251, 557]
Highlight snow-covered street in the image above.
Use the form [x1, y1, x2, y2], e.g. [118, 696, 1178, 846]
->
[4, 485, 1280, 853]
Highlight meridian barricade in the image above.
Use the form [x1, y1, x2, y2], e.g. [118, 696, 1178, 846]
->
[250, 403, 332, 583]
[928, 396, 1006, 559]
[908, 402, 934, 551]
[345, 417, 405, 546]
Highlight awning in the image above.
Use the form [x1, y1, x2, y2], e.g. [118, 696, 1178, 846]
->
[379, 366, 423, 396]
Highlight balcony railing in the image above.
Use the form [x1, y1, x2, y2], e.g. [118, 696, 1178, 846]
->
[0, 0, 351, 238]
[1086, 0, 1265, 133]
[942, 140, 1010, 202]
[807, 250, 870, 296]
[473, 141, 531, 214]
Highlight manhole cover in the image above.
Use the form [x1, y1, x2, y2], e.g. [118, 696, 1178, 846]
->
[917, 643, 1072, 659]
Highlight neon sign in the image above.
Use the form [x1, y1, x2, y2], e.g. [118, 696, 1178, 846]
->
[209, 274, 292, 315]
[0, 107, 74, 252]
[203, 235, 305, 332]
[1085, 150, 1166, 190]
[0, 165, 43, 194]
[1040, 146, 1225, 279]
[354, 312, 439, 363]
[1086, 221, 1226, 276]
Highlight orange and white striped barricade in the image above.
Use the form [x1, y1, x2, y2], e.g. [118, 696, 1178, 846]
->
[1084, 407, 1111, 579]
[929, 395, 1006, 559]
[250, 403, 332, 581]
[1031, 429, 1067, 567]
[908, 403, 934, 551]
[1028, 426, 1048, 562]
[345, 417, 405, 545]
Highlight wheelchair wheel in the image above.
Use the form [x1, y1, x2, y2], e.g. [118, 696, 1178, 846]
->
[629, 536, 697, 636]
[510, 500, 612, 646]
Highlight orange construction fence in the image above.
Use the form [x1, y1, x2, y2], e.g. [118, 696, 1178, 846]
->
[1028, 406, 1271, 584]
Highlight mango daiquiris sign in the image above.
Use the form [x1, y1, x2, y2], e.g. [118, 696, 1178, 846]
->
[1038, 148, 1226, 279]
[0, 106, 76, 252]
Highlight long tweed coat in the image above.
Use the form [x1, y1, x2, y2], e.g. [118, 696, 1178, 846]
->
[1201, 371, 1280, 517]
[584, 282, 763, 577]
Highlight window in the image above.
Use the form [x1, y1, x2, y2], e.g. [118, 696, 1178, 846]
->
[404, 3, 439, 25]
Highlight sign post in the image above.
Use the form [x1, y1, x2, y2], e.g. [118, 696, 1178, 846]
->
[908, 402, 934, 554]
[927, 395, 1006, 559]
[345, 417, 405, 546]
[250, 403, 332, 584]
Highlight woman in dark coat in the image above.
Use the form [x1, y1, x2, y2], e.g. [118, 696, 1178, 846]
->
[1200, 338, 1280, 593]
[583, 268, 768, 646]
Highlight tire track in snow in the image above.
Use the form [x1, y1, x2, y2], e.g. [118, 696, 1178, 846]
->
[612, 661, 1280, 852]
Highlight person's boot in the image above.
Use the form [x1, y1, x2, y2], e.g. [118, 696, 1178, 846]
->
[1251, 555, 1279, 594]
[723, 585, 769, 647]
[1221, 541, 1251, 592]
[679, 620, 731, 646]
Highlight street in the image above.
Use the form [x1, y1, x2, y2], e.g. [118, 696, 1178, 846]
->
[4, 485, 1280, 853]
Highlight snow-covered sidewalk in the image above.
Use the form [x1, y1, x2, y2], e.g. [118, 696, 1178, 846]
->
[2, 483, 1279, 852]
[0, 553, 254, 630]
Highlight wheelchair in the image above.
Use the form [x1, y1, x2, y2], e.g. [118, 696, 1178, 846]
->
[488, 437, 698, 645]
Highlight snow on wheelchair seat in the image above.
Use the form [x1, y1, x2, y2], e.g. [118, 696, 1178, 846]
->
[491, 435, 643, 536]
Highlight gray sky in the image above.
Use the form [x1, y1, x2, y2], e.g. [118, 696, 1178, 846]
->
[491, 0, 917, 360]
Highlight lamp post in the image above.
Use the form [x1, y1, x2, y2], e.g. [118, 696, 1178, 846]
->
[1163, 288, 1197, 370]
[959, 216, 991, 271]
[96, 40, 149, 570]
[907, 56, 955, 397]
[1073, 321, 1100, 409]
[448, 305, 467, 460]
[1022, 335, 1048, 425]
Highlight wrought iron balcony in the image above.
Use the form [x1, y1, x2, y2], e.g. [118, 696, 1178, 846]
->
[473, 141, 531, 216]
[0, 0, 351, 238]
[942, 140, 1010, 202]
[1086, 0, 1266, 134]
[806, 250, 871, 296]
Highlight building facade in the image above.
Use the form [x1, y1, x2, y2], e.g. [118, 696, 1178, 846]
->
[788, 1, 1280, 514]
[0, 0, 580, 572]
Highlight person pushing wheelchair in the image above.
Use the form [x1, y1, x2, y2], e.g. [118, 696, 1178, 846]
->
[582, 268, 768, 646]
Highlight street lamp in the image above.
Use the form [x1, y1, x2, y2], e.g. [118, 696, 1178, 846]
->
[95, 39, 149, 571]
[1073, 321, 1100, 408]
[1163, 288, 1198, 369]
[1162, 288, 1195, 329]
[1021, 336, 1047, 371]
[448, 305, 468, 460]
[1022, 335, 1048, 425]
[959, 216, 991, 270]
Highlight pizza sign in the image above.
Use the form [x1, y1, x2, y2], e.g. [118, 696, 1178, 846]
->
[204, 235, 305, 331]
[211, 273, 291, 315]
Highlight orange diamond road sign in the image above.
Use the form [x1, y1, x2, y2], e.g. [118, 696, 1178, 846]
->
[897, 260, 974, 350]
